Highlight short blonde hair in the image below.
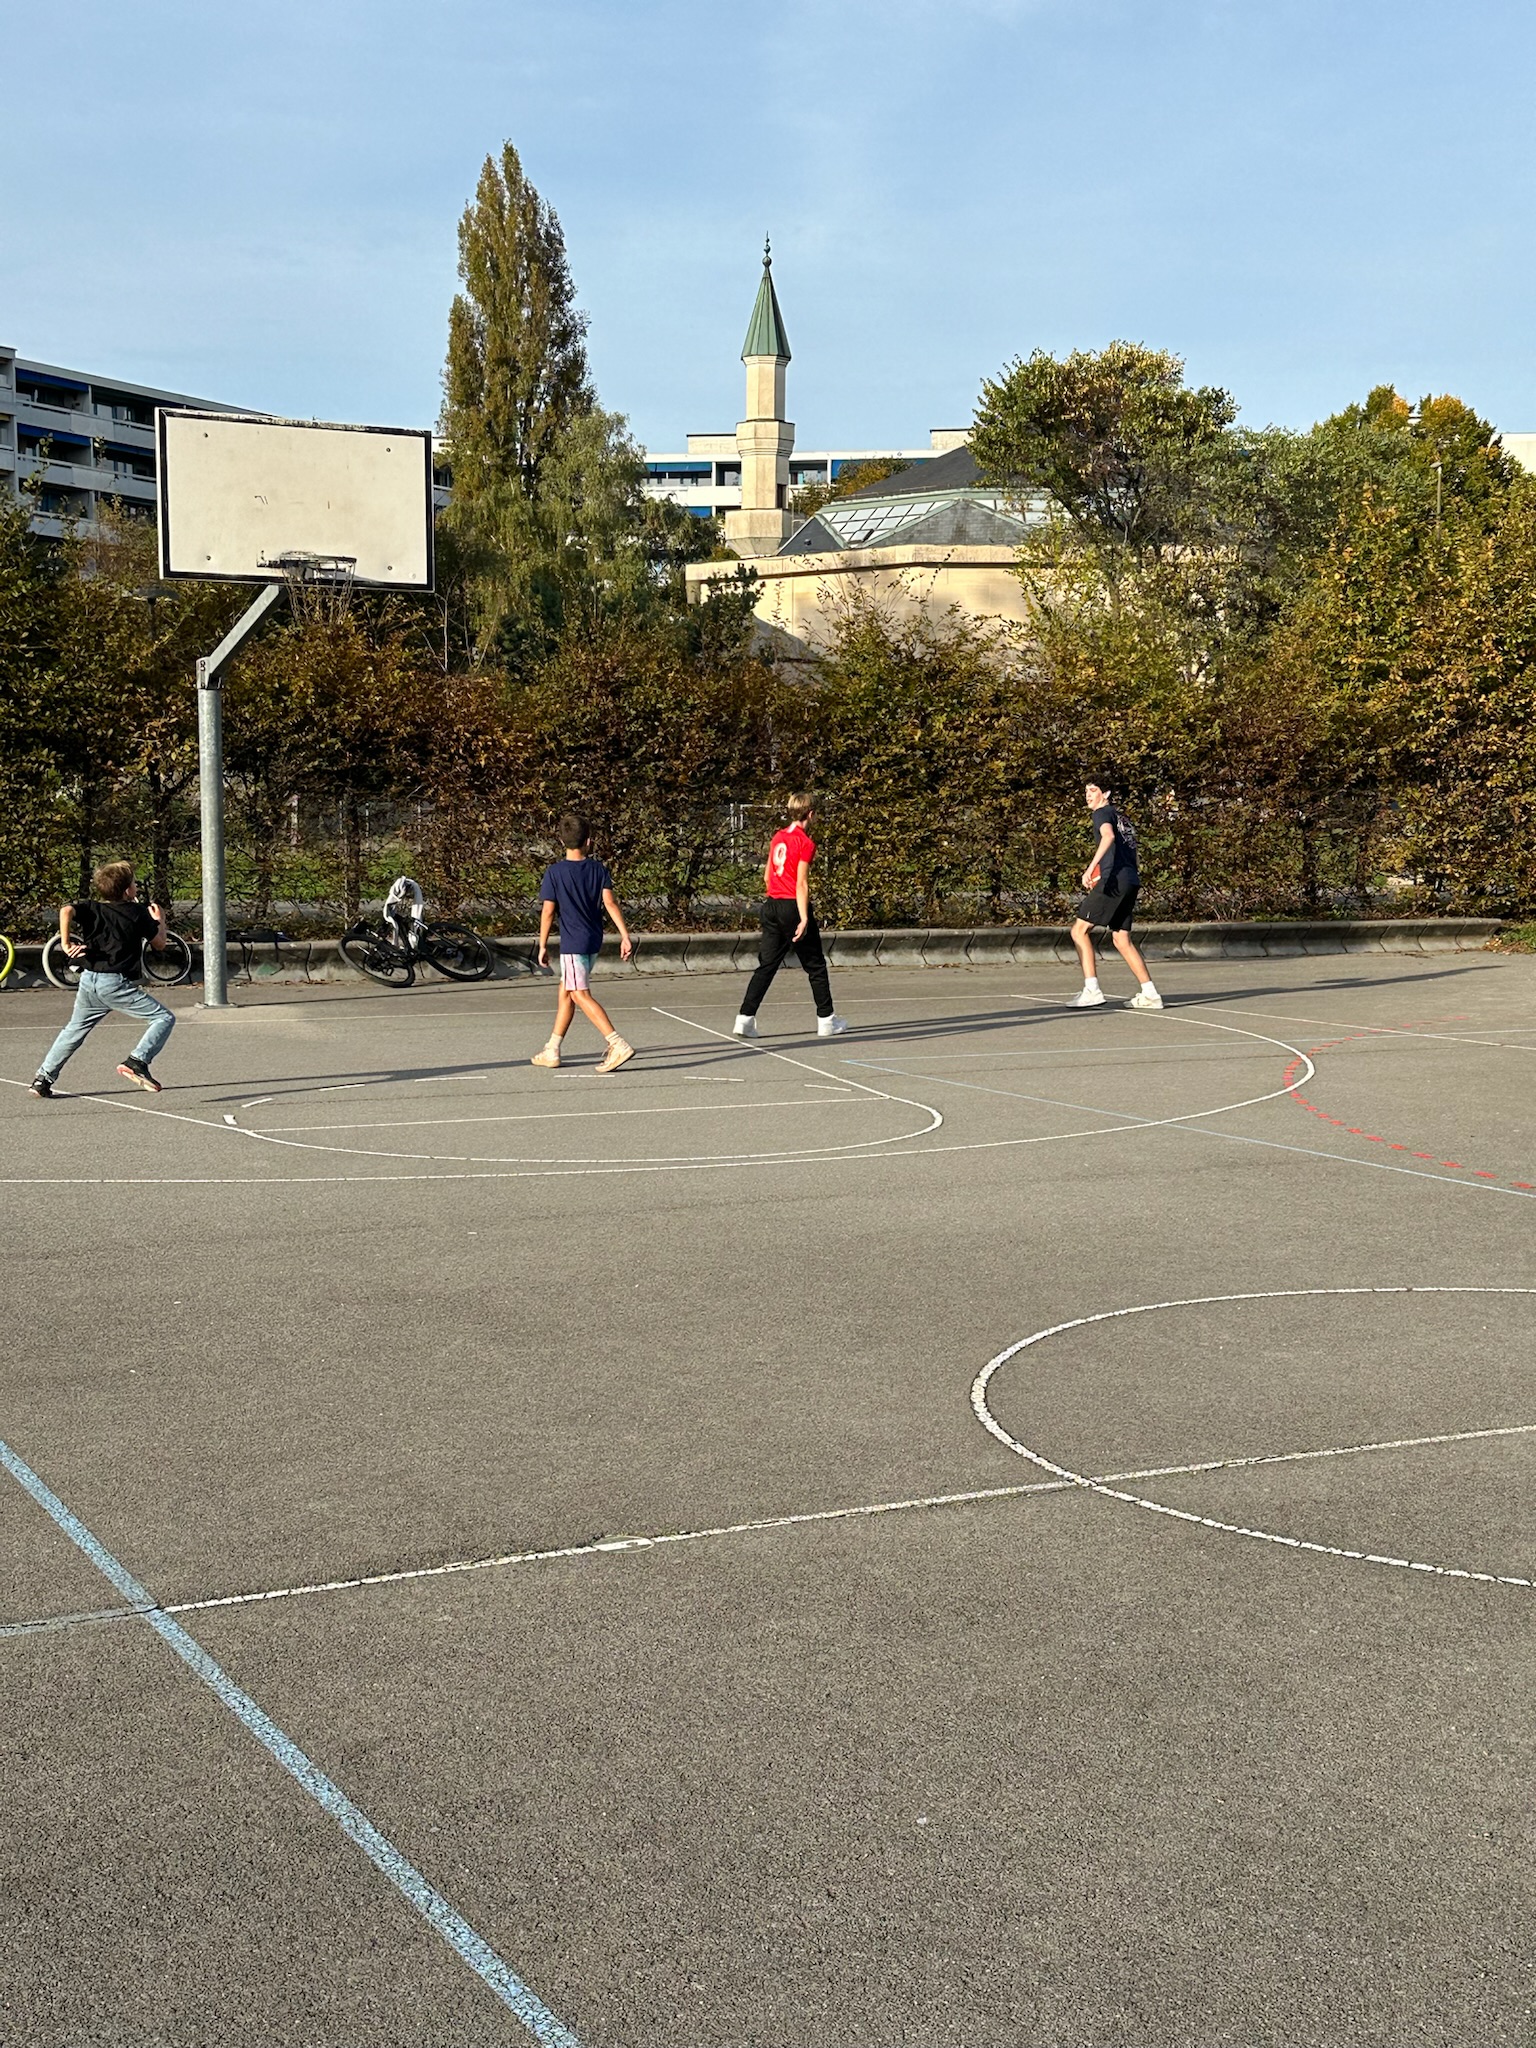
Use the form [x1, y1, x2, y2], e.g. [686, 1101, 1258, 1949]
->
[786, 792, 816, 822]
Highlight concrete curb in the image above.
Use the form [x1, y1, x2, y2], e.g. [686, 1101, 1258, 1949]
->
[0, 917, 1504, 992]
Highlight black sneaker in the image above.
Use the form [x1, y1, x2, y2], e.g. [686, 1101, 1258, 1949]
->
[29, 1073, 54, 1099]
[117, 1057, 161, 1094]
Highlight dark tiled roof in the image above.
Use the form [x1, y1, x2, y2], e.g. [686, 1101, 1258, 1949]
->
[780, 516, 840, 555]
[838, 443, 982, 498]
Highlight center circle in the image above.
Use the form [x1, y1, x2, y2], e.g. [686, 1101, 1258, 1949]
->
[230, 1075, 945, 1167]
[971, 1287, 1536, 1592]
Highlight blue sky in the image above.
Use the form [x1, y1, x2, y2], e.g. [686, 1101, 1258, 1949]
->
[4, 0, 1534, 446]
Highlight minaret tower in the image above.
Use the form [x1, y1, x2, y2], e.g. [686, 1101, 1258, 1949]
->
[723, 238, 796, 559]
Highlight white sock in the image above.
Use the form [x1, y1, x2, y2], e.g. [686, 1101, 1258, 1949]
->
[1084, 977, 1099, 992]
[1140, 980, 1157, 993]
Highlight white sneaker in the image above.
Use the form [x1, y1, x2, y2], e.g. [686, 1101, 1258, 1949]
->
[1129, 990, 1164, 1010]
[817, 1014, 850, 1037]
[732, 1014, 759, 1038]
[1072, 987, 1107, 1007]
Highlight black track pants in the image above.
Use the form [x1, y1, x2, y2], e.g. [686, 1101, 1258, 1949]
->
[740, 899, 834, 1019]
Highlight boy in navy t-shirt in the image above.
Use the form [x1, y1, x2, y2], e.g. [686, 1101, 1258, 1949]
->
[533, 813, 635, 1071]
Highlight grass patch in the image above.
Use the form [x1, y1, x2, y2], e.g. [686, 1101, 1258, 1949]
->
[1490, 921, 1536, 953]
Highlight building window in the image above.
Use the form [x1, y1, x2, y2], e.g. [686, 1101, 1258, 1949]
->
[19, 427, 92, 457]
[101, 443, 156, 480]
[93, 392, 155, 428]
[646, 464, 712, 486]
[715, 463, 742, 486]
[18, 376, 88, 409]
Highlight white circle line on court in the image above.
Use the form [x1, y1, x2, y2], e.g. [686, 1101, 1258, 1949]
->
[212, 1086, 942, 1168]
[3, 1415, 1531, 1644]
[971, 1287, 1536, 1592]
[27, 1003, 1532, 1200]
[0, 1006, 1323, 1184]
[6, 997, 1534, 1205]
[252, 1095, 880, 1134]
[656, 1004, 1316, 1135]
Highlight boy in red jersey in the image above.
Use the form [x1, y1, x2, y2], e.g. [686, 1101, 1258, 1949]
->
[733, 793, 848, 1039]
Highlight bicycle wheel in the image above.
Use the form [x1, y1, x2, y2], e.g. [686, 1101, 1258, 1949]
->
[419, 921, 494, 982]
[338, 921, 415, 987]
[143, 932, 194, 985]
[0, 934, 14, 985]
[42, 935, 82, 991]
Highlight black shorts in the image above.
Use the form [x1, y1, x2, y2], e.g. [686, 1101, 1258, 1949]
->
[1075, 879, 1139, 931]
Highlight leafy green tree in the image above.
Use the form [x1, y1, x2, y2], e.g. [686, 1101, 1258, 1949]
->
[65, 516, 241, 911]
[441, 141, 594, 507]
[437, 142, 715, 668]
[0, 490, 69, 925]
[225, 615, 434, 919]
[512, 587, 776, 919]
[775, 595, 1020, 925]
[972, 342, 1239, 555]
[489, 406, 721, 676]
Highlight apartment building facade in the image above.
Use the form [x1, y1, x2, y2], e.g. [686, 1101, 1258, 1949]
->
[642, 428, 970, 521]
[0, 344, 238, 537]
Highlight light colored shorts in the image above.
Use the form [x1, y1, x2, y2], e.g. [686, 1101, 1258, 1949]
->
[560, 951, 595, 992]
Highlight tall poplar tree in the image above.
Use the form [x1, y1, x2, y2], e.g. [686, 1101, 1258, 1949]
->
[441, 142, 594, 511]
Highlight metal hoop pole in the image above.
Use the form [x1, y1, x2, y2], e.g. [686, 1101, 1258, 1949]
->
[195, 583, 286, 1008]
[196, 664, 229, 1006]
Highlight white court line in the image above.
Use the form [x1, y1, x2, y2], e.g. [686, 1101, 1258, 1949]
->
[203, 1066, 941, 1166]
[859, 1042, 1230, 1058]
[972, 1287, 1536, 1592]
[0, 1436, 579, 2043]
[5, 1416, 1531, 1646]
[1175, 1000, 1536, 1055]
[10, 1010, 1536, 1199]
[0, 1069, 939, 1173]
[850, 1002, 1311, 1131]
[258, 1097, 874, 1134]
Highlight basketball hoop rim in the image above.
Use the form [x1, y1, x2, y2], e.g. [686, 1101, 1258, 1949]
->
[268, 550, 359, 587]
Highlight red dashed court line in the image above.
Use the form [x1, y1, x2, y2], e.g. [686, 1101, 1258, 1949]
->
[1283, 1032, 1536, 1192]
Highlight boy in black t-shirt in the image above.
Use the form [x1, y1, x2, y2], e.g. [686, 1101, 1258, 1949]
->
[1069, 782, 1163, 1010]
[30, 862, 176, 1097]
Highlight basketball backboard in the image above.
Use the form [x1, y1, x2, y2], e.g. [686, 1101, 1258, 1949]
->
[156, 410, 435, 590]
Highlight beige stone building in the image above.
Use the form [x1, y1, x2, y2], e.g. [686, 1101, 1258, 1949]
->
[687, 250, 1044, 657]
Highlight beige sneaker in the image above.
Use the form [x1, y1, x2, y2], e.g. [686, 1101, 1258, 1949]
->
[530, 1040, 563, 1068]
[595, 1036, 635, 1075]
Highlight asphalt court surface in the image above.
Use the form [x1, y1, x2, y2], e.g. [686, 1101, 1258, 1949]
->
[2, 952, 1533, 2045]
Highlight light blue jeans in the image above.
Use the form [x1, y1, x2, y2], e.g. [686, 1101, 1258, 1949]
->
[41, 972, 175, 1081]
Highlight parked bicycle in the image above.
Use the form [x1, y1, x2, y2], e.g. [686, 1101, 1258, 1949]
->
[42, 925, 195, 990]
[339, 877, 494, 987]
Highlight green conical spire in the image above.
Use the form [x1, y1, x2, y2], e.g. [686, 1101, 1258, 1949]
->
[741, 236, 791, 363]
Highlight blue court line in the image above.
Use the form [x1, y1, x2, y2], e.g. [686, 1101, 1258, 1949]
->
[0, 1436, 581, 2047]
